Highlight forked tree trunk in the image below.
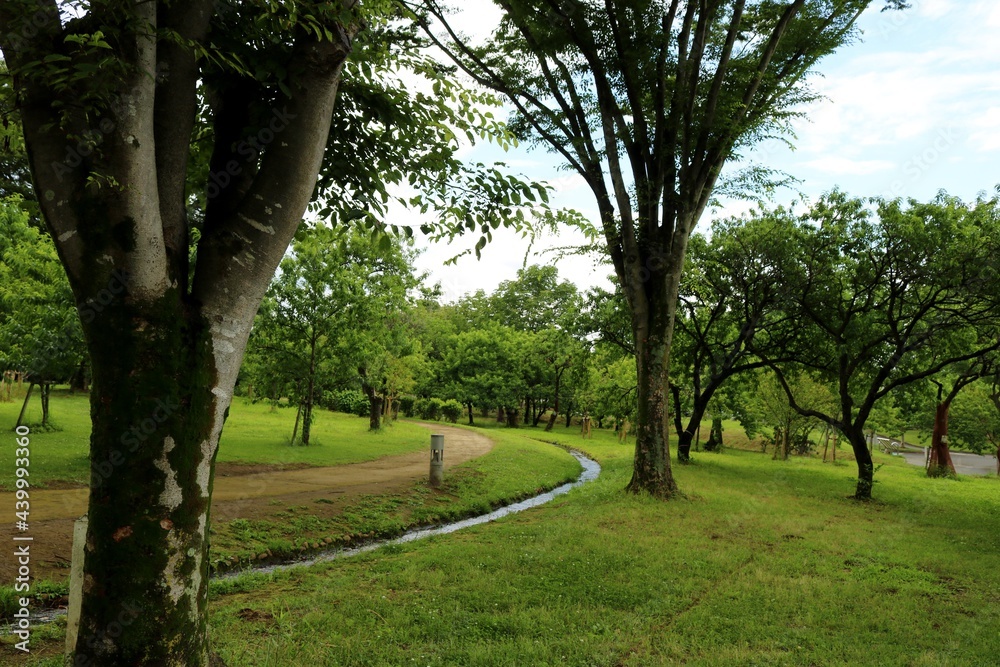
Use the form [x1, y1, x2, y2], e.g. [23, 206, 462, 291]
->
[927, 401, 957, 477]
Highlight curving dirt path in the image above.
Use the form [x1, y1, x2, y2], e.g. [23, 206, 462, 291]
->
[0, 423, 492, 583]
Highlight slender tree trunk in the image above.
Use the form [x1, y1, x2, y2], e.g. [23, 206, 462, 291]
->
[927, 401, 957, 477]
[15, 382, 34, 428]
[301, 335, 318, 445]
[466, 402, 475, 425]
[844, 425, 875, 499]
[290, 402, 302, 446]
[301, 396, 314, 445]
[532, 402, 546, 427]
[40, 382, 50, 428]
[782, 418, 790, 460]
[564, 400, 573, 428]
[832, 431, 838, 461]
[497, 406, 504, 423]
[545, 372, 561, 432]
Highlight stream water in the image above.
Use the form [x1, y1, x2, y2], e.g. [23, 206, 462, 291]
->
[8, 448, 601, 629]
[226, 449, 601, 577]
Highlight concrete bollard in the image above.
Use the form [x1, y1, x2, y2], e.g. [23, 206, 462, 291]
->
[430, 434, 444, 487]
[65, 515, 88, 655]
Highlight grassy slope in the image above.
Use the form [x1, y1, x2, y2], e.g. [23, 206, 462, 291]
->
[0, 392, 432, 488]
[209, 427, 996, 665]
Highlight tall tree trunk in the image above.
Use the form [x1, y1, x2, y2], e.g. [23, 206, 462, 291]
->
[466, 401, 475, 425]
[301, 335, 318, 445]
[564, 400, 573, 428]
[545, 372, 562, 432]
[523, 396, 530, 425]
[76, 298, 232, 664]
[626, 327, 679, 498]
[497, 406, 505, 423]
[927, 401, 957, 477]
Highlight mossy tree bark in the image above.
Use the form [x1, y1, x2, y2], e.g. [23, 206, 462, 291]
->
[0, 1, 360, 661]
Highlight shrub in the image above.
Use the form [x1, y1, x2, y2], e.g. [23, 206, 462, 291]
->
[416, 397, 445, 421]
[328, 389, 368, 417]
[441, 399, 463, 424]
[398, 395, 416, 418]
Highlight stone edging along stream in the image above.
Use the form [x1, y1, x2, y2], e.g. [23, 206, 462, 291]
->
[6, 446, 601, 629]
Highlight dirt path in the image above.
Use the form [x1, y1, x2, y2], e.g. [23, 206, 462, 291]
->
[0, 423, 492, 583]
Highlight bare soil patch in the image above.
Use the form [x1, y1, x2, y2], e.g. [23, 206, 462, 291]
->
[0, 423, 491, 584]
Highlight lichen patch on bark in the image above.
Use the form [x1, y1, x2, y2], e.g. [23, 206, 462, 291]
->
[155, 436, 184, 511]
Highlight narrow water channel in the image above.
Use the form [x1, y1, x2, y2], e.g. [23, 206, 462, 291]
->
[230, 449, 601, 577]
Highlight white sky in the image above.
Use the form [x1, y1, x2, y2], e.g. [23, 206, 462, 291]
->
[407, 1, 1000, 302]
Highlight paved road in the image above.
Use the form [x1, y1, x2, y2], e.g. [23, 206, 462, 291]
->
[898, 448, 998, 476]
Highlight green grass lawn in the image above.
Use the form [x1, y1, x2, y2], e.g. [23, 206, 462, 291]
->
[0, 391, 432, 489]
[197, 432, 998, 666]
[8, 411, 1000, 665]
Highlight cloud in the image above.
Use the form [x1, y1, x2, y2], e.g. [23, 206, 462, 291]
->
[799, 157, 895, 175]
[967, 106, 1000, 153]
